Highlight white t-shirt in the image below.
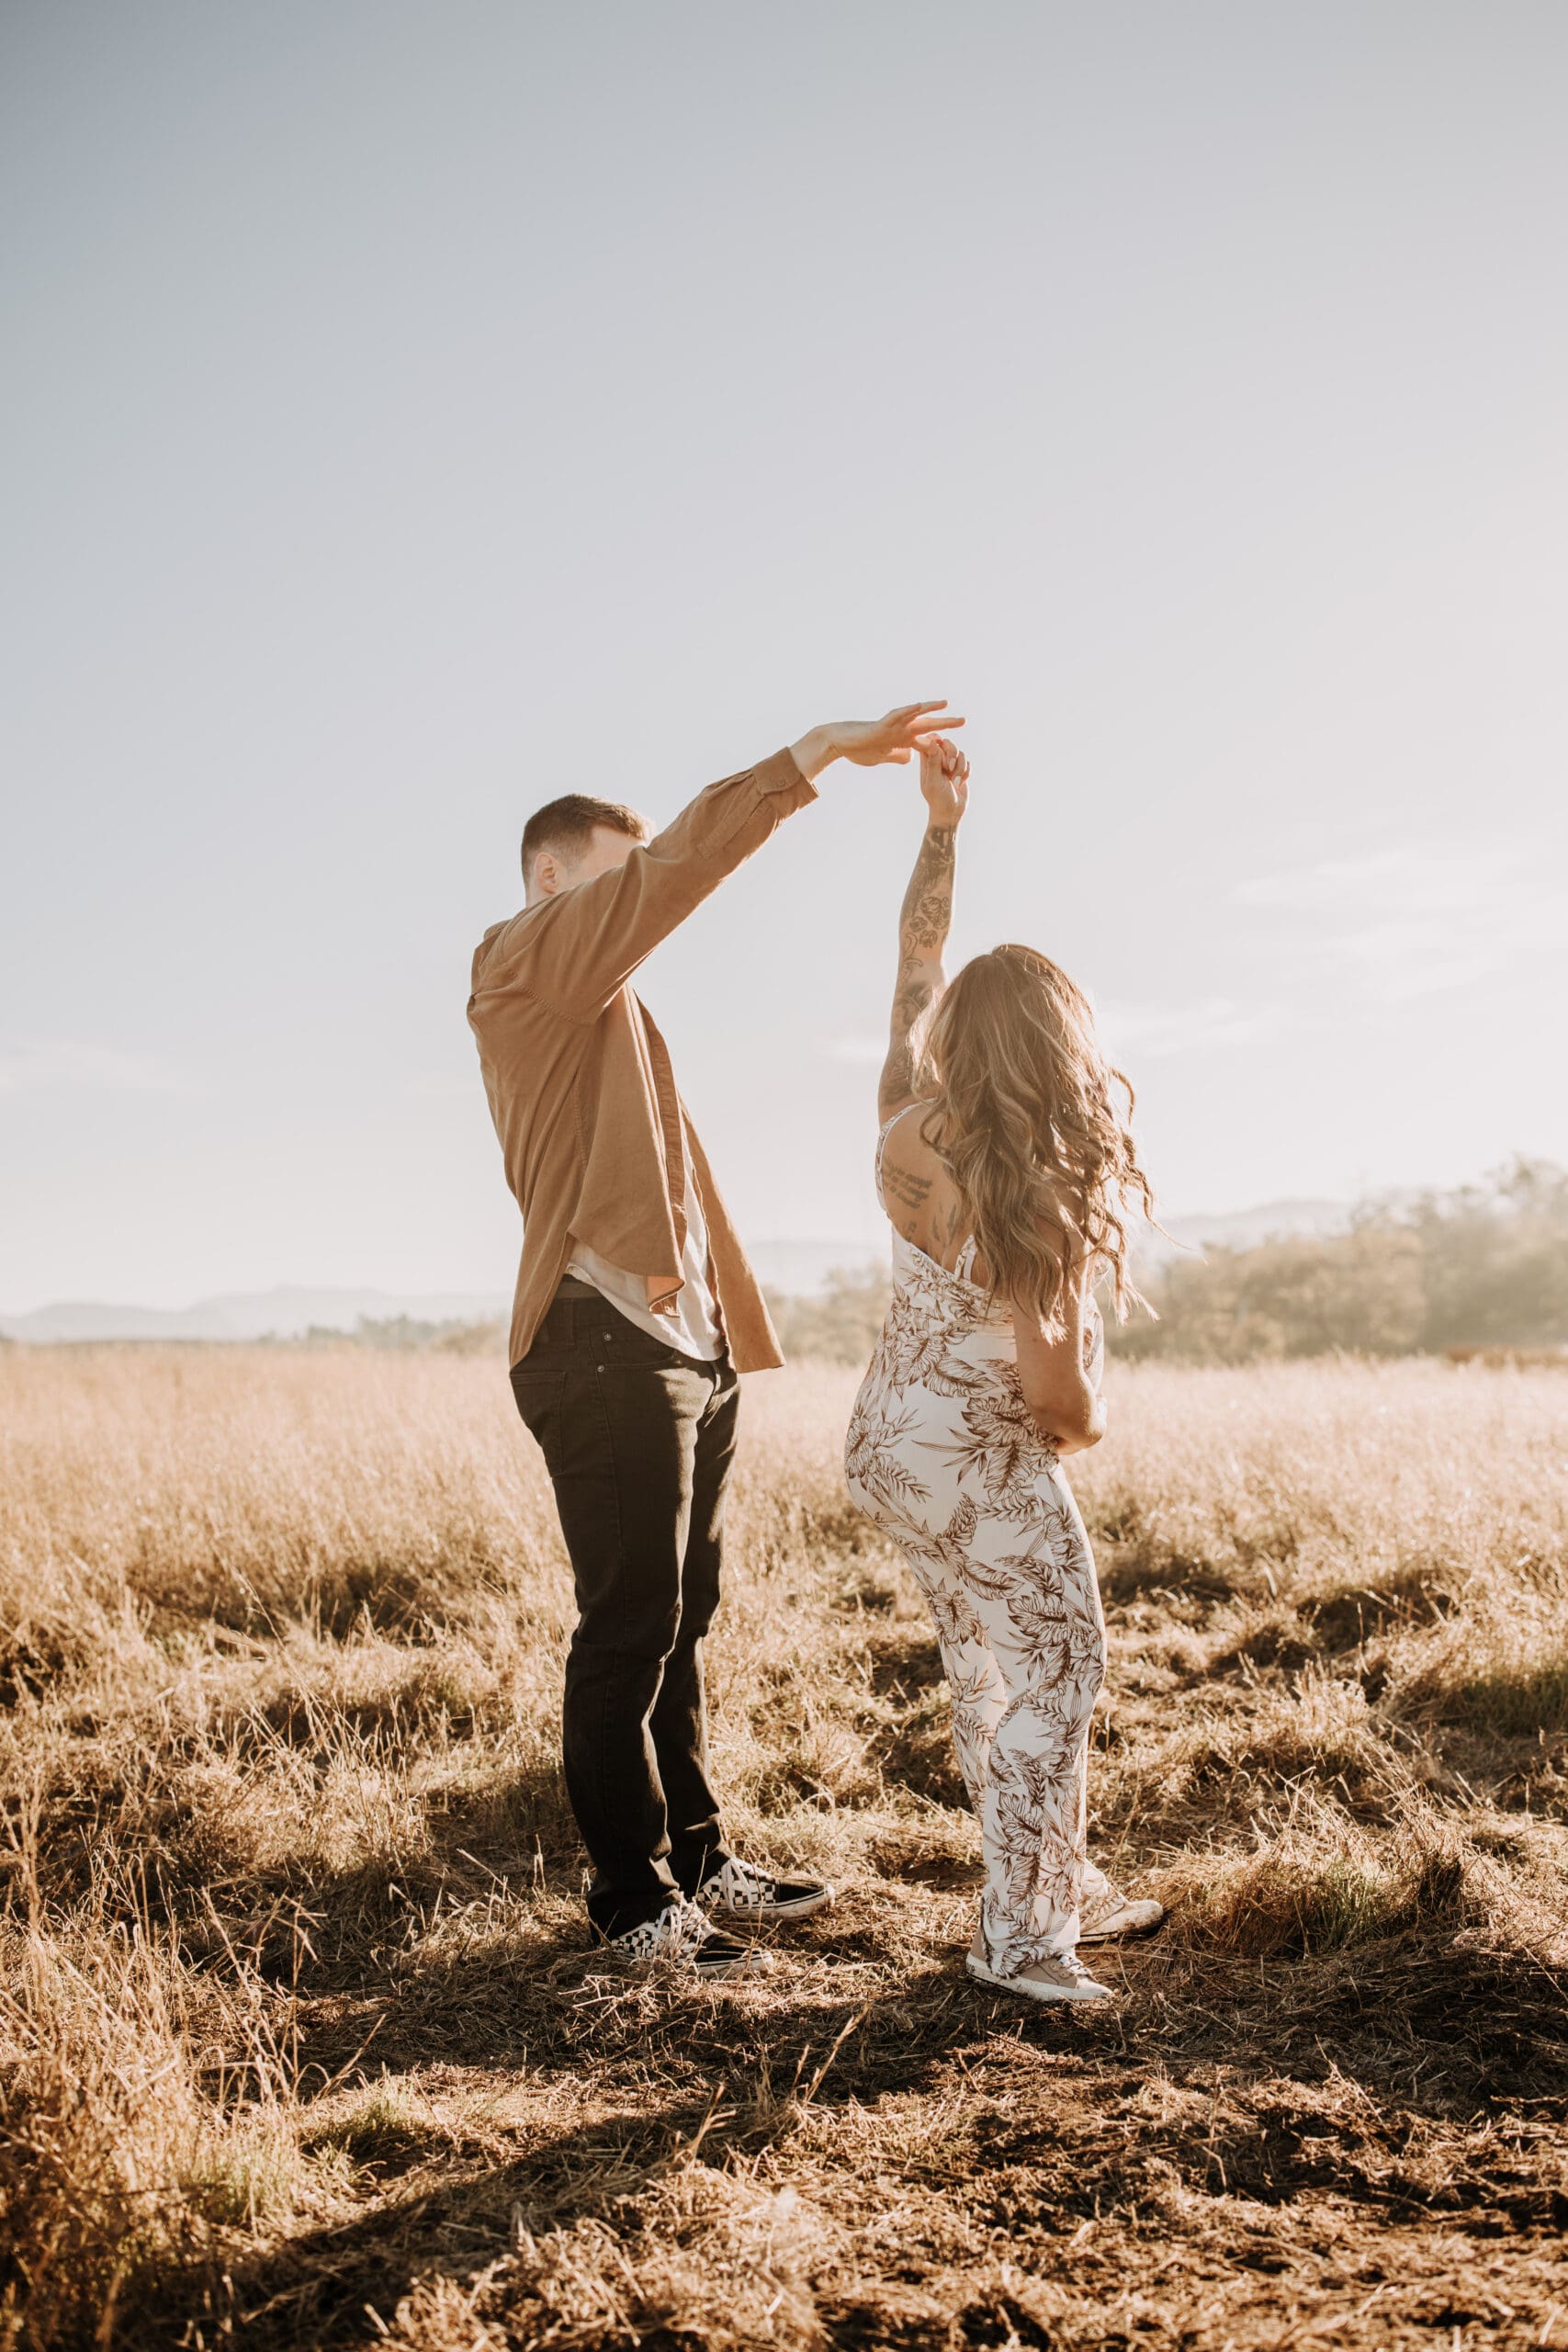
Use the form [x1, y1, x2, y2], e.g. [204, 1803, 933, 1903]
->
[567, 1174, 725, 1362]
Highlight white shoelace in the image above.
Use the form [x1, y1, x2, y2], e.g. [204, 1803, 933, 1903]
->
[708, 1856, 775, 1907]
[611, 1894, 713, 1960]
[1052, 1951, 1101, 1987]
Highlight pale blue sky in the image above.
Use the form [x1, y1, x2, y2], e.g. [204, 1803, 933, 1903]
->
[4, 3, 1566, 1310]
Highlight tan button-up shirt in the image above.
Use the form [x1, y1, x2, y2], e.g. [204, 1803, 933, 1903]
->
[468, 747, 817, 1372]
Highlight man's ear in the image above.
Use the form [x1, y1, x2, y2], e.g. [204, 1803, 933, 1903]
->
[531, 850, 560, 899]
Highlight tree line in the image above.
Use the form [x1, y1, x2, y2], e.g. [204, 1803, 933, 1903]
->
[1115, 1159, 1568, 1363]
[767, 1160, 1568, 1365]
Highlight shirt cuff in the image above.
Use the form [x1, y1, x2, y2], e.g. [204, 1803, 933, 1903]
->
[754, 746, 818, 801]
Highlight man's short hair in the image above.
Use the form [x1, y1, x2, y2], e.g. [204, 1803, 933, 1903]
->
[521, 794, 649, 880]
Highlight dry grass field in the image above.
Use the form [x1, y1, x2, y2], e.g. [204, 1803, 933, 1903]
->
[3, 1348, 1567, 2351]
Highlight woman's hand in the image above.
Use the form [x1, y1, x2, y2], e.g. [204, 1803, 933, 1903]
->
[919, 735, 970, 831]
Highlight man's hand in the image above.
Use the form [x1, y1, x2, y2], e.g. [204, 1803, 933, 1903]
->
[791, 701, 964, 783]
[919, 736, 969, 831]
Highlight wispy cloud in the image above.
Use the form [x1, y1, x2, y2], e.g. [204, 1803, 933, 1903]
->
[827, 1035, 887, 1068]
[1234, 846, 1519, 920]
[1098, 997, 1284, 1058]
[0, 1041, 187, 1096]
[1232, 841, 1568, 1005]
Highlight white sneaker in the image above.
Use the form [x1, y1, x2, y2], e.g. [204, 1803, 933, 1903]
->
[700, 1855, 835, 1923]
[1078, 1888, 1165, 1943]
[966, 1933, 1114, 2005]
[602, 1894, 771, 1980]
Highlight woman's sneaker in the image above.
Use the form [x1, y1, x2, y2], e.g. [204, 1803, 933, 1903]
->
[966, 1933, 1113, 2005]
[699, 1855, 835, 1923]
[1077, 1887, 1165, 1943]
[603, 1894, 770, 1980]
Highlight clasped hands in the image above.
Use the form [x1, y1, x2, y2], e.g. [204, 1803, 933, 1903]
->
[790, 700, 970, 831]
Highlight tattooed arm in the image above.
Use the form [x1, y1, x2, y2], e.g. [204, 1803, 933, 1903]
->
[877, 737, 970, 1121]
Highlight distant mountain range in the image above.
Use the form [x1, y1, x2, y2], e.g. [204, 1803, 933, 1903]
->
[0, 1287, 510, 1345]
[0, 1242, 878, 1344]
[1150, 1197, 1350, 1263]
[0, 1204, 1352, 1344]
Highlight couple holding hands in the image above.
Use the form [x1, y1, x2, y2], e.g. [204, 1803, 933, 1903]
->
[468, 701, 1162, 2007]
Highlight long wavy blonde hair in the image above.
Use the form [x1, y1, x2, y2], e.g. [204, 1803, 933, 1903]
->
[919, 944, 1154, 1329]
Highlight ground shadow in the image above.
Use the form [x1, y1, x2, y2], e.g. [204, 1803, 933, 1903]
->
[134, 1922, 1568, 2351]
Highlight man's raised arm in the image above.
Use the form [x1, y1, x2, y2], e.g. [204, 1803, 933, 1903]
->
[473, 704, 964, 1025]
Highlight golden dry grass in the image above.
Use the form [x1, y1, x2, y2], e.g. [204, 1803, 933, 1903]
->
[2, 1349, 1567, 2350]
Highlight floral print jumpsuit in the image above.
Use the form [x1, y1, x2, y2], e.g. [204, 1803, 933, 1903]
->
[844, 1107, 1116, 1976]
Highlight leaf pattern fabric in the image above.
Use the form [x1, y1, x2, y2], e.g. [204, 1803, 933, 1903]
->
[845, 1125, 1114, 1976]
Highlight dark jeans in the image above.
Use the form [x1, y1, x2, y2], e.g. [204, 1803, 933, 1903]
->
[509, 1284, 739, 1936]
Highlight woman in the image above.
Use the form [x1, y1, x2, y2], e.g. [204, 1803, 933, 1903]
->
[845, 737, 1163, 2005]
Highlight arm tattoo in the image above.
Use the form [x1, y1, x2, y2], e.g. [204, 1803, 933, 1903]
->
[900, 826, 956, 956]
[880, 975, 931, 1107]
[880, 825, 957, 1109]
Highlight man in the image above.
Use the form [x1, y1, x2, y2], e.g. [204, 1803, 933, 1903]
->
[468, 701, 963, 1977]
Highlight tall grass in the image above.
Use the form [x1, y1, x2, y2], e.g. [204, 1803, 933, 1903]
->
[1, 1350, 1566, 2348]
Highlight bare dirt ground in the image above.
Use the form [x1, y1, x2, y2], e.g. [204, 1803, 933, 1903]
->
[2, 1351, 1566, 2350]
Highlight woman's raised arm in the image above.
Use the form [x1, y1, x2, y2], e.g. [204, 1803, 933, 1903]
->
[878, 739, 970, 1121]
